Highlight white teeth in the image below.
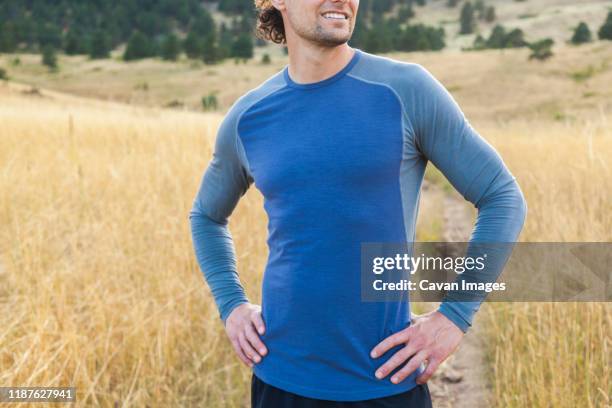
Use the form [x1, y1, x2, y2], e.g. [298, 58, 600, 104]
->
[323, 12, 346, 20]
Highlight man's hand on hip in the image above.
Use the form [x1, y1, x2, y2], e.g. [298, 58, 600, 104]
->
[370, 310, 464, 385]
[225, 303, 268, 368]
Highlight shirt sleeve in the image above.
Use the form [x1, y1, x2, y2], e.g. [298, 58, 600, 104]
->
[406, 65, 528, 333]
[189, 107, 253, 325]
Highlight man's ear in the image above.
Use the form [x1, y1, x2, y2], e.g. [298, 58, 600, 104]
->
[270, 0, 286, 12]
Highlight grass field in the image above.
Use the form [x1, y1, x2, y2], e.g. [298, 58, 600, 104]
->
[476, 119, 611, 407]
[1, 41, 610, 406]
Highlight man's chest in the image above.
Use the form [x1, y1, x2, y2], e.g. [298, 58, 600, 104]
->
[238, 88, 404, 197]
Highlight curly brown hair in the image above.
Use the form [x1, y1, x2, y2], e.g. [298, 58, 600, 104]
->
[254, 0, 286, 44]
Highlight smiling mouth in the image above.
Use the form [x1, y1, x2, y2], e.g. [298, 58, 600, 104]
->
[321, 12, 349, 21]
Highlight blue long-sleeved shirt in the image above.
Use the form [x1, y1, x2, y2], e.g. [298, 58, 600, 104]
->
[189, 47, 527, 401]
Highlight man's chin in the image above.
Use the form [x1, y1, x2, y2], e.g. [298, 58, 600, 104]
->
[316, 34, 352, 47]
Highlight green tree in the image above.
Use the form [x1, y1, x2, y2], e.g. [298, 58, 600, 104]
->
[460, 2, 476, 34]
[89, 30, 111, 59]
[183, 32, 202, 59]
[486, 24, 506, 48]
[505, 28, 527, 48]
[192, 12, 215, 38]
[571, 22, 591, 44]
[597, 12, 612, 40]
[398, 5, 415, 21]
[0, 23, 17, 52]
[217, 22, 234, 60]
[202, 33, 220, 64]
[231, 33, 253, 61]
[64, 30, 87, 55]
[37, 23, 62, 48]
[161, 34, 181, 60]
[123, 31, 153, 61]
[398, 24, 445, 52]
[42, 45, 57, 70]
[472, 34, 486, 50]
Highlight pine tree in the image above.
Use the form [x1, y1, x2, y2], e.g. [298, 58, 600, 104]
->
[89, 30, 111, 59]
[161, 34, 181, 61]
[398, 5, 414, 21]
[486, 24, 506, 48]
[42, 45, 57, 70]
[460, 2, 476, 34]
[64, 31, 85, 55]
[202, 33, 219, 64]
[192, 12, 215, 38]
[597, 12, 612, 40]
[0, 23, 17, 53]
[183, 32, 202, 59]
[473, 34, 486, 50]
[123, 31, 152, 61]
[571, 22, 591, 44]
[230, 33, 253, 61]
[505, 28, 526, 48]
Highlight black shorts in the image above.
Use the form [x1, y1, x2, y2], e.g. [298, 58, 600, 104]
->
[251, 373, 433, 408]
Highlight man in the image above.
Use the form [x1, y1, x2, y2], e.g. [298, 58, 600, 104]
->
[189, 0, 527, 406]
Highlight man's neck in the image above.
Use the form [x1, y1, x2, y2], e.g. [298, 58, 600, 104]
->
[286, 44, 355, 85]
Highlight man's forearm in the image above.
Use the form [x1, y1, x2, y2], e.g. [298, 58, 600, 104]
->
[437, 176, 528, 332]
[189, 201, 249, 324]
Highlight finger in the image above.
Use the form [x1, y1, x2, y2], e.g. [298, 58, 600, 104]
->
[371, 329, 412, 359]
[374, 346, 417, 380]
[231, 337, 253, 368]
[239, 331, 262, 364]
[251, 311, 266, 335]
[416, 358, 440, 384]
[391, 350, 429, 384]
[245, 323, 268, 356]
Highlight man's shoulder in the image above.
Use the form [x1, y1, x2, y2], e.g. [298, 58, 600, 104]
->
[350, 49, 433, 96]
[224, 68, 287, 122]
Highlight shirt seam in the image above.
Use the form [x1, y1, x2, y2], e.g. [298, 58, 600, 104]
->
[346, 73, 420, 243]
[234, 81, 289, 180]
[346, 73, 422, 154]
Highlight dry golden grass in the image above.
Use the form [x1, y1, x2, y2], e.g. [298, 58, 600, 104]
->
[0, 88, 268, 406]
[478, 117, 611, 408]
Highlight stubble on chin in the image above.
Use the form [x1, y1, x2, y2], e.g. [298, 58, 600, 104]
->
[311, 24, 352, 47]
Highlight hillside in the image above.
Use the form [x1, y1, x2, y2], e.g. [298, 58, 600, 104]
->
[408, 0, 612, 50]
[2, 40, 611, 125]
[2, 0, 611, 59]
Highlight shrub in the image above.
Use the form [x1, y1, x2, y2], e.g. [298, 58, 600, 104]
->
[201, 92, 219, 111]
[528, 38, 554, 61]
[571, 22, 591, 44]
[598, 11, 612, 40]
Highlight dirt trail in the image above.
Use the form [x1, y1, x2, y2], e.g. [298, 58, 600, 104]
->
[424, 182, 491, 408]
